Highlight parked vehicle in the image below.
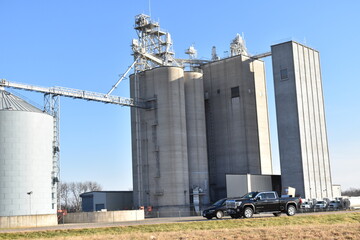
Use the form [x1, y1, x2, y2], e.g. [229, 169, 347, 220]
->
[314, 200, 328, 209]
[301, 201, 313, 210]
[225, 191, 302, 218]
[328, 200, 341, 210]
[202, 198, 228, 219]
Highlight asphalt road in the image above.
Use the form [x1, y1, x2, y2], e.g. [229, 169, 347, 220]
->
[0, 209, 358, 233]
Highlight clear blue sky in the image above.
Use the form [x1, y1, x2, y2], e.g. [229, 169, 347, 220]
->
[1, 0, 359, 191]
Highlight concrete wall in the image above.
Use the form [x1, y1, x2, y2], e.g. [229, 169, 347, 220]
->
[249, 175, 273, 192]
[0, 110, 54, 216]
[63, 210, 144, 224]
[130, 66, 190, 216]
[332, 185, 342, 198]
[0, 214, 57, 228]
[226, 174, 274, 198]
[252, 60, 273, 175]
[271, 41, 333, 199]
[202, 55, 273, 201]
[226, 175, 248, 198]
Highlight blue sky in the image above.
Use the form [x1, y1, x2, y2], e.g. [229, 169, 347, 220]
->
[1, 0, 359, 191]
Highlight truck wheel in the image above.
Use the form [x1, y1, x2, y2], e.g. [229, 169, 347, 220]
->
[215, 211, 224, 219]
[286, 205, 296, 216]
[273, 212, 281, 217]
[243, 207, 253, 218]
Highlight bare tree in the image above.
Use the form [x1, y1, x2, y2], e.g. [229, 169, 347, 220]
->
[58, 181, 102, 212]
[342, 188, 360, 196]
[58, 182, 71, 210]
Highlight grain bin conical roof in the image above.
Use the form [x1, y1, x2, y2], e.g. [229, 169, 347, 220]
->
[0, 89, 43, 113]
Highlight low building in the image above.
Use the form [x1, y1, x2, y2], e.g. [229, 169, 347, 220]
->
[332, 185, 342, 198]
[80, 191, 133, 212]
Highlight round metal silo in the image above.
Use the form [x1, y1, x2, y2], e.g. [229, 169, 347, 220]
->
[130, 66, 190, 216]
[184, 71, 210, 208]
[0, 90, 54, 216]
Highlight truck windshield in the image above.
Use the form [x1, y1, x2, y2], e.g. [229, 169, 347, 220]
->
[241, 192, 259, 199]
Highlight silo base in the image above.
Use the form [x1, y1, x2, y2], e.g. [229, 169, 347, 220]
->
[0, 214, 57, 228]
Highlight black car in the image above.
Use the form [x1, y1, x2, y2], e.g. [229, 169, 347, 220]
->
[202, 198, 228, 219]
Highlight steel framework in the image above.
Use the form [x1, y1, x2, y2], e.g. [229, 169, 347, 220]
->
[44, 93, 60, 209]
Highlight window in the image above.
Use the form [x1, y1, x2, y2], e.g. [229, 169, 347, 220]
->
[265, 193, 276, 199]
[280, 68, 288, 80]
[231, 86, 240, 98]
[258, 193, 266, 200]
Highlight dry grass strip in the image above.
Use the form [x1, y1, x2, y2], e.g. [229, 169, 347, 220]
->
[1, 212, 359, 240]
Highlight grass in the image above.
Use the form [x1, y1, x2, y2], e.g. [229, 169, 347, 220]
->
[0, 212, 359, 239]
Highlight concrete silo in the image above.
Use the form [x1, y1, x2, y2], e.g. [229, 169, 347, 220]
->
[131, 66, 190, 216]
[0, 90, 56, 224]
[184, 71, 210, 207]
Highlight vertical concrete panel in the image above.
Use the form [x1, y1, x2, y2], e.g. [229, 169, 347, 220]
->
[184, 71, 210, 206]
[241, 56, 262, 174]
[303, 47, 320, 198]
[293, 43, 310, 198]
[226, 175, 248, 198]
[252, 60, 273, 175]
[314, 51, 333, 198]
[250, 175, 273, 192]
[298, 44, 316, 198]
[309, 49, 325, 198]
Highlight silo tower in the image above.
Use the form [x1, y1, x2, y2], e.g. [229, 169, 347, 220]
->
[0, 90, 55, 217]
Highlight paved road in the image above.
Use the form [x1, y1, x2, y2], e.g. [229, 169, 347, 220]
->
[0, 209, 358, 233]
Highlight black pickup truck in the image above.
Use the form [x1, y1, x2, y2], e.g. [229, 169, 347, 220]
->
[225, 191, 302, 218]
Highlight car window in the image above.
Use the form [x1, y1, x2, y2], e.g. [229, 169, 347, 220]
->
[265, 193, 276, 199]
[212, 198, 226, 206]
[258, 193, 266, 200]
[242, 192, 259, 198]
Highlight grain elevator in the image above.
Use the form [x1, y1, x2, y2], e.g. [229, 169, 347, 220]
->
[0, 13, 335, 220]
[130, 15, 275, 215]
[130, 14, 334, 215]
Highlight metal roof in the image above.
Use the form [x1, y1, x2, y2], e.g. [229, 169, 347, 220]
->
[0, 89, 43, 113]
